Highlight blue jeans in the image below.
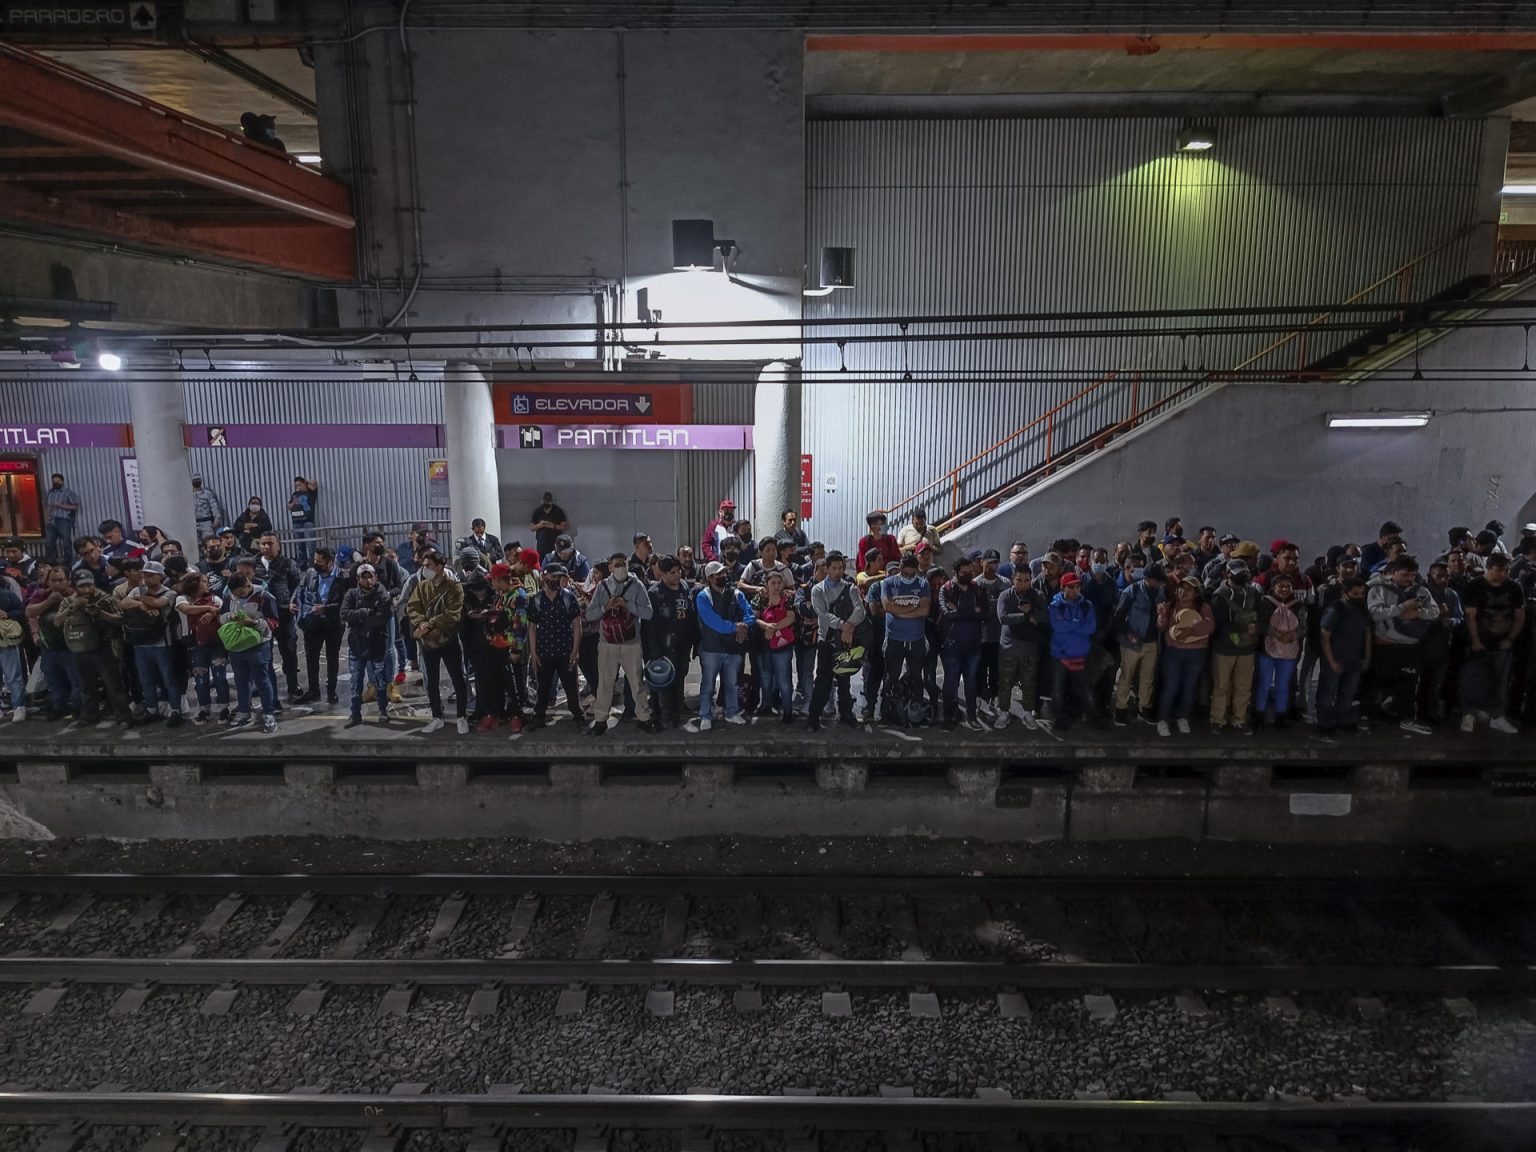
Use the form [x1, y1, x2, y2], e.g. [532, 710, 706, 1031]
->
[1158, 647, 1206, 721]
[1255, 653, 1298, 714]
[229, 642, 276, 719]
[794, 645, 815, 701]
[133, 645, 179, 715]
[941, 646, 981, 715]
[190, 643, 229, 710]
[1315, 661, 1362, 729]
[349, 653, 388, 719]
[40, 649, 80, 713]
[0, 646, 23, 710]
[44, 519, 73, 563]
[383, 616, 398, 682]
[762, 647, 793, 713]
[698, 649, 742, 720]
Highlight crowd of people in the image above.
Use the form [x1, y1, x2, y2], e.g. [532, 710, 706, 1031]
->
[4, 478, 1535, 742]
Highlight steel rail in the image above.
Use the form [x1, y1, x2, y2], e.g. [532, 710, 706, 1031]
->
[0, 1091, 1530, 1131]
[0, 873, 1519, 901]
[4, 957, 1532, 993]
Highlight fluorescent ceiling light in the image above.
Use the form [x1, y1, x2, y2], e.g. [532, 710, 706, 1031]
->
[294, 154, 322, 165]
[1176, 128, 1214, 152]
[96, 351, 122, 371]
[1327, 412, 1431, 428]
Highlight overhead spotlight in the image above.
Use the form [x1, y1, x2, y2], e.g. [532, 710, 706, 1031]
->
[803, 246, 857, 297]
[294, 154, 322, 165]
[97, 350, 122, 371]
[672, 219, 736, 272]
[1176, 126, 1215, 153]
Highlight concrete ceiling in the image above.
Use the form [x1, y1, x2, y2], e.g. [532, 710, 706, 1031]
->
[39, 47, 319, 155]
[806, 44, 1536, 115]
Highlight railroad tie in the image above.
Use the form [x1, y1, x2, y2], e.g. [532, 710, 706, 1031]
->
[576, 893, 616, 959]
[424, 891, 470, 953]
[500, 893, 541, 954]
[330, 895, 388, 959]
[249, 892, 317, 959]
[658, 894, 690, 956]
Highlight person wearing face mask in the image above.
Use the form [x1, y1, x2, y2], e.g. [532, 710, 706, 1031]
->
[975, 549, 1006, 713]
[43, 473, 82, 563]
[938, 556, 988, 731]
[700, 499, 738, 564]
[643, 555, 698, 730]
[340, 563, 394, 729]
[583, 552, 655, 735]
[1254, 574, 1307, 730]
[406, 549, 469, 735]
[1109, 562, 1165, 725]
[1047, 571, 1099, 731]
[527, 563, 586, 729]
[806, 551, 866, 732]
[693, 560, 756, 731]
[190, 475, 226, 544]
[254, 533, 303, 702]
[1209, 558, 1263, 734]
[236, 498, 272, 554]
[1317, 576, 1373, 735]
[292, 546, 352, 706]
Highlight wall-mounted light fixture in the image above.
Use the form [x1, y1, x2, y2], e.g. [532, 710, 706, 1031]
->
[1326, 411, 1432, 429]
[1176, 126, 1215, 153]
[1501, 184, 1536, 196]
[803, 246, 857, 297]
[96, 350, 122, 371]
[672, 219, 737, 272]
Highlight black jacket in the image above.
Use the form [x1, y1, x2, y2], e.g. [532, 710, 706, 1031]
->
[646, 579, 699, 660]
[340, 585, 392, 659]
[254, 552, 301, 607]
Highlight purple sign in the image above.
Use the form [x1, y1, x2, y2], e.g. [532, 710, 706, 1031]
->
[0, 423, 132, 448]
[184, 424, 445, 449]
[498, 424, 753, 451]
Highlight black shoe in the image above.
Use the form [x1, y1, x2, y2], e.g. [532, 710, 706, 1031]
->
[1113, 709, 1128, 727]
[587, 722, 606, 737]
[620, 709, 637, 721]
[782, 711, 796, 725]
[1274, 715, 1290, 732]
[344, 715, 364, 729]
[326, 690, 339, 706]
[286, 691, 304, 705]
[293, 689, 316, 705]
[526, 717, 547, 731]
[806, 718, 822, 732]
[838, 713, 859, 728]
[640, 718, 661, 734]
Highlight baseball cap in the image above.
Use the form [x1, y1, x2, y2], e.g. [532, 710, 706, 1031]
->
[705, 561, 727, 577]
[633, 532, 650, 543]
[458, 546, 482, 562]
[72, 569, 96, 586]
[1059, 571, 1081, 587]
[915, 540, 933, 555]
[555, 534, 574, 548]
[1219, 533, 1240, 545]
[3, 537, 23, 550]
[719, 499, 736, 510]
[1270, 538, 1294, 554]
[217, 525, 235, 535]
[982, 548, 1001, 561]
[489, 562, 512, 580]
[1226, 558, 1249, 574]
[966, 548, 984, 562]
[142, 560, 165, 576]
[356, 562, 377, 575]
[544, 563, 568, 578]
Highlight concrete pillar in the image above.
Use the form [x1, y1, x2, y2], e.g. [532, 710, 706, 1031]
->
[442, 363, 501, 545]
[126, 373, 197, 547]
[752, 361, 801, 529]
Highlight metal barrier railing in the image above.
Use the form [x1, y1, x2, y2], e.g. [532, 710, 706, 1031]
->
[271, 520, 452, 559]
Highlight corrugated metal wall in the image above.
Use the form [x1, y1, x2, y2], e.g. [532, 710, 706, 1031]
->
[1, 369, 444, 533]
[681, 369, 757, 544]
[804, 116, 1490, 551]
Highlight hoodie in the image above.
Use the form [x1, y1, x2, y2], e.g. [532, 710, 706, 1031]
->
[1047, 592, 1096, 661]
[1366, 572, 1439, 645]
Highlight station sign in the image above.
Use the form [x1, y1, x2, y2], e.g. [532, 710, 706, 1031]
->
[500, 424, 752, 451]
[0, 423, 132, 448]
[1, 3, 156, 31]
[182, 424, 443, 449]
[492, 382, 691, 425]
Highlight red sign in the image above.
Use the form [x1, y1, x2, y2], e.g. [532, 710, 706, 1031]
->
[491, 381, 692, 425]
[800, 453, 814, 521]
[0, 459, 37, 474]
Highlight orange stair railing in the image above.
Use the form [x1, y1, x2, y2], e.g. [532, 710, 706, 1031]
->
[869, 229, 1481, 537]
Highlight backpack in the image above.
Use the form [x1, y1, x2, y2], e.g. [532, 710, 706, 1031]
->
[120, 597, 168, 645]
[191, 598, 223, 648]
[599, 577, 638, 644]
[61, 608, 101, 651]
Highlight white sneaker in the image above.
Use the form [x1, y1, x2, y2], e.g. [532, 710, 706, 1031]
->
[1399, 719, 1432, 736]
[422, 717, 444, 734]
[697, 717, 712, 732]
[1022, 711, 1039, 731]
[1156, 720, 1172, 737]
[1176, 718, 1190, 735]
[723, 714, 747, 726]
[456, 717, 470, 735]
[96, 719, 118, 730]
[10, 706, 24, 723]
[1460, 713, 1477, 734]
[994, 712, 1011, 731]
[1490, 716, 1520, 735]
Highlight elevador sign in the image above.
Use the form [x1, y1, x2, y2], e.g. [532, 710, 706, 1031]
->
[491, 381, 692, 425]
[501, 425, 753, 451]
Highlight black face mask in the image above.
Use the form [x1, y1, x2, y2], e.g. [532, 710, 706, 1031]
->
[957, 573, 973, 586]
[710, 578, 727, 591]
[1230, 571, 1250, 585]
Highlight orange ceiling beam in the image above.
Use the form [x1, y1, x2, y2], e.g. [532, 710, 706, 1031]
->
[0, 44, 352, 230]
[807, 32, 1536, 53]
[0, 181, 355, 282]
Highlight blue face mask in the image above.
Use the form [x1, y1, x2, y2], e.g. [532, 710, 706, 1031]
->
[1091, 563, 1108, 576]
[1132, 567, 1145, 581]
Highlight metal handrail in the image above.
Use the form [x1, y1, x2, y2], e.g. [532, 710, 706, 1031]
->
[871, 229, 1478, 536]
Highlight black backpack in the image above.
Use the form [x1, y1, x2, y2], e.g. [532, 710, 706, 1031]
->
[120, 598, 168, 645]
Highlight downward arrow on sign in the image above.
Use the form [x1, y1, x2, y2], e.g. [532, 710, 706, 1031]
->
[634, 396, 651, 413]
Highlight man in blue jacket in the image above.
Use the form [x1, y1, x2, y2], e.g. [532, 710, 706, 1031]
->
[1048, 571, 1098, 731]
[693, 560, 755, 732]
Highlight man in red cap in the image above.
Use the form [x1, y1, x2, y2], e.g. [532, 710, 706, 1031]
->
[700, 499, 737, 563]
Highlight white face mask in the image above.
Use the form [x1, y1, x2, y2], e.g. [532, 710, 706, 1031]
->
[249, 504, 261, 512]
